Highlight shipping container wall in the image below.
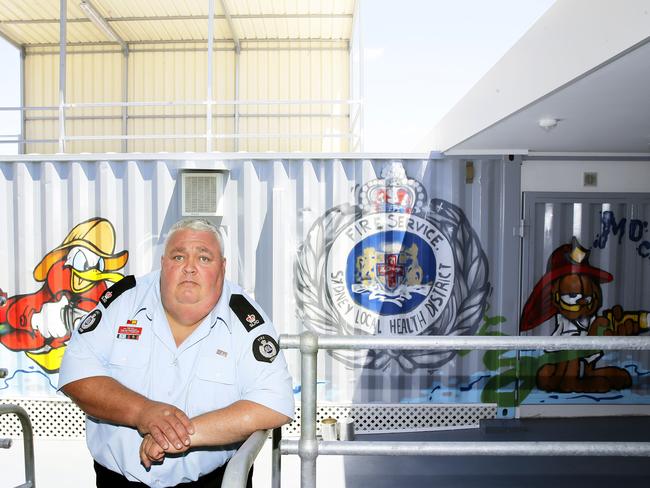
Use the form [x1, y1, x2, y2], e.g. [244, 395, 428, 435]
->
[23, 42, 350, 154]
[0, 157, 519, 405]
[520, 192, 650, 405]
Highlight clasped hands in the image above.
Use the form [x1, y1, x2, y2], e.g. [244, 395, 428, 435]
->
[136, 401, 195, 469]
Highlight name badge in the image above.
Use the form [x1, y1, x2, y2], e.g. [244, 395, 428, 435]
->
[117, 325, 142, 340]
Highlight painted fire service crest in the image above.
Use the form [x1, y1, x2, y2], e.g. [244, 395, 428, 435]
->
[296, 162, 491, 372]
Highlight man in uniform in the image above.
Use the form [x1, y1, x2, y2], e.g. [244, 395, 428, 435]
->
[59, 218, 294, 487]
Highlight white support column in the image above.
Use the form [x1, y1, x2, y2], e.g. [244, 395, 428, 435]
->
[219, 0, 241, 151]
[206, 0, 215, 152]
[59, 0, 67, 153]
[19, 46, 25, 154]
[358, 0, 365, 152]
[349, 1, 358, 151]
[234, 43, 241, 151]
[122, 46, 129, 152]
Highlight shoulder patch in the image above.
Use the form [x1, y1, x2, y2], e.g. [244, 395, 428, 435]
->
[100, 275, 136, 308]
[253, 334, 279, 363]
[229, 294, 265, 332]
[78, 309, 102, 334]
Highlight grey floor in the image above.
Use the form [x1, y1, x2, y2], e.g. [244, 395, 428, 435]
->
[343, 417, 650, 487]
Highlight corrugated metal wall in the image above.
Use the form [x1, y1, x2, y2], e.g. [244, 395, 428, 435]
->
[23, 41, 350, 154]
[521, 192, 650, 405]
[0, 156, 519, 403]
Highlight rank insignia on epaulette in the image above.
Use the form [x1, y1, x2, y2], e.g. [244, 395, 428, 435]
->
[100, 275, 136, 308]
[229, 294, 265, 332]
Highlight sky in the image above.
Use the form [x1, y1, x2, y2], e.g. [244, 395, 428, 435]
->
[361, 0, 555, 152]
[0, 0, 555, 155]
[0, 39, 20, 155]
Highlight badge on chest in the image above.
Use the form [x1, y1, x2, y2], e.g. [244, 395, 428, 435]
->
[117, 320, 142, 340]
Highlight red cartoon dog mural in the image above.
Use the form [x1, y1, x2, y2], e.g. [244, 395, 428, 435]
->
[521, 237, 648, 393]
[0, 218, 128, 373]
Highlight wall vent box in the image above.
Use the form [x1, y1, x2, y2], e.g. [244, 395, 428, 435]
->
[583, 172, 598, 187]
[180, 171, 224, 217]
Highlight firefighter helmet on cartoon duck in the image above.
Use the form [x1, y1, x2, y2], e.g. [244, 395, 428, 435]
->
[33, 217, 128, 292]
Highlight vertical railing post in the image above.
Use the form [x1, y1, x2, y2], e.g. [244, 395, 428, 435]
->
[271, 427, 282, 488]
[121, 46, 129, 152]
[234, 43, 241, 151]
[58, 0, 67, 153]
[0, 404, 35, 488]
[19, 46, 26, 154]
[357, 0, 365, 152]
[299, 331, 318, 488]
[206, 0, 215, 152]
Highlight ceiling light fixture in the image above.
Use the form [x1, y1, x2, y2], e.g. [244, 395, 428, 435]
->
[538, 118, 559, 131]
[79, 1, 127, 51]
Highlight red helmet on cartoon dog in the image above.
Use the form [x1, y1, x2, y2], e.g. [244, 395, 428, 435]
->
[520, 237, 612, 331]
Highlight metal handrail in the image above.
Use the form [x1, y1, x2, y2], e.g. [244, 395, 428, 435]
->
[0, 404, 36, 488]
[0, 98, 363, 151]
[281, 334, 650, 351]
[221, 429, 269, 488]
[278, 332, 650, 488]
[0, 99, 363, 110]
[282, 440, 650, 457]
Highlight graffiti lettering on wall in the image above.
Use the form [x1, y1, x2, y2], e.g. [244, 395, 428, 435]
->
[0, 218, 128, 374]
[296, 162, 490, 372]
[520, 237, 648, 397]
[593, 210, 650, 259]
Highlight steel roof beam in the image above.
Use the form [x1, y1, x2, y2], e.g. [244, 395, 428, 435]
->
[0, 13, 353, 24]
[79, 0, 127, 51]
[25, 38, 349, 49]
[218, 0, 240, 52]
[105, 13, 353, 21]
[0, 18, 90, 24]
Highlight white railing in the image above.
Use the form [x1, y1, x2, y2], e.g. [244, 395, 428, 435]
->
[0, 404, 35, 488]
[276, 332, 650, 488]
[0, 98, 363, 153]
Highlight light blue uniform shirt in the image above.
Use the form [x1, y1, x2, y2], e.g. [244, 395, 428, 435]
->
[59, 270, 294, 486]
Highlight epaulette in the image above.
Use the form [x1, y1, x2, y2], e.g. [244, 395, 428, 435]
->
[229, 294, 265, 332]
[99, 275, 136, 308]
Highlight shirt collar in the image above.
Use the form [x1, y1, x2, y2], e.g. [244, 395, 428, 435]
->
[212, 280, 232, 333]
[152, 272, 232, 350]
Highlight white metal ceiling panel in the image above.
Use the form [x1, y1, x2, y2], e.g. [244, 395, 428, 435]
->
[0, 0, 355, 46]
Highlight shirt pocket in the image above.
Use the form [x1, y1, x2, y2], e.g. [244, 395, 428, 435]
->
[107, 341, 149, 391]
[188, 355, 239, 417]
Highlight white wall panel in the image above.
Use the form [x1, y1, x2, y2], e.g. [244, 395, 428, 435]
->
[24, 51, 59, 154]
[22, 40, 349, 153]
[239, 42, 349, 152]
[25, 48, 124, 154]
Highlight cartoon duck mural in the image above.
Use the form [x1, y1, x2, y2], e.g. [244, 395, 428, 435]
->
[520, 237, 648, 393]
[0, 217, 128, 373]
